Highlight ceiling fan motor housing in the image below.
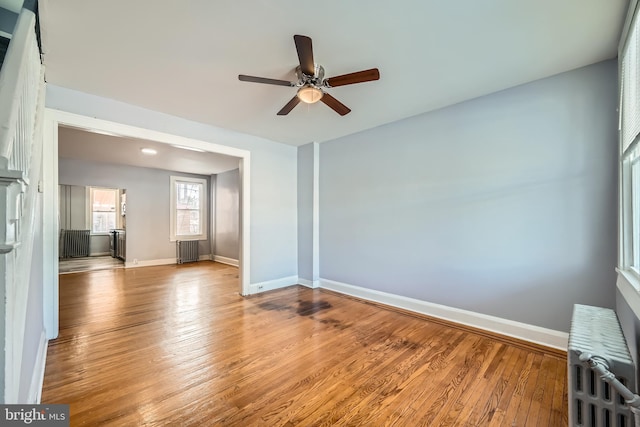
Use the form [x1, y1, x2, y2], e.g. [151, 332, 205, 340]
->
[296, 64, 325, 88]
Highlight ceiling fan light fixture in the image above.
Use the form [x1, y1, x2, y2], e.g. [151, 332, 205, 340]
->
[297, 85, 323, 104]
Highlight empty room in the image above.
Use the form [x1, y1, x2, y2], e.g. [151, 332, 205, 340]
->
[2, 1, 640, 426]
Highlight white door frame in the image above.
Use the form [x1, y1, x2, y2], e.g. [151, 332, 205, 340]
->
[42, 108, 251, 339]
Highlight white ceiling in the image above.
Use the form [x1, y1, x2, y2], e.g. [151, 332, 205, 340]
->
[58, 126, 240, 176]
[39, 0, 628, 147]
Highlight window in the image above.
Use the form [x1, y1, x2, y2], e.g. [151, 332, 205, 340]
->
[621, 6, 640, 282]
[90, 187, 119, 234]
[630, 148, 640, 274]
[170, 176, 207, 241]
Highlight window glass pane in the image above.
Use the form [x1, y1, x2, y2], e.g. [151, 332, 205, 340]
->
[623, 17, 640, 152]
[176, 182, 200, 210]
[92, 188, 117, 212]
[176, 209, 201, 235]
[93, 212, 116, 233]
[91, 188, 118, 233]
[632, 157, 640, 271]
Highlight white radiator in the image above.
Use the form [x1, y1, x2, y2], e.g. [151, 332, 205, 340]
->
[568, 304, 636, 427]
[176, 240, 199, 264]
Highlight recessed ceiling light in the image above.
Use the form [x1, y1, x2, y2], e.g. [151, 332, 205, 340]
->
[171, 144, 206, 153]
[140, 148, 157, 155]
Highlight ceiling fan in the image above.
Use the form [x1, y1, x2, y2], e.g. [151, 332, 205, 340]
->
[238, 35, 380, 116]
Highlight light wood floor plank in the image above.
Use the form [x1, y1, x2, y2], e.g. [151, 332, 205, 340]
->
[42, 262, 567, 426]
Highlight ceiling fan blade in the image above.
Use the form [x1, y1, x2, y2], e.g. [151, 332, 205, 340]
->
[277, 96, 301, 115]
[238, 75, 295, 87]
[294, 35, 315, 76]
[320, 93, 351, 116]
[325, 68, 380, 87]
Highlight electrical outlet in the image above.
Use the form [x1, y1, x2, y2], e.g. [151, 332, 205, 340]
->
[133, 258, 138, 265]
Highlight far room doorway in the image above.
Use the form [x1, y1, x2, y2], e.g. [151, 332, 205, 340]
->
[58, 184, 127, 274]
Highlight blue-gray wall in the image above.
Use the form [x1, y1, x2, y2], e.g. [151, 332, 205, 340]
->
[47, 85, 298, 284]
[319, 60, 618, 332]
[214, 168, 239, 260]
[297, 143, 314, 282]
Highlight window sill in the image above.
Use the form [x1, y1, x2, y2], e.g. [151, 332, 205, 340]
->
[617, 267, 640, 292]
[169, 237, 205, 242]
[617, 268, 640, 319]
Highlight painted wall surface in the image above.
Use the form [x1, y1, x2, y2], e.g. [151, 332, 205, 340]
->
[297, 143, 314, 282]
[214, 168, 239, 260]
[58, 184, 111, 255]
[18, 192, 44, 402]
[47, 85, 298, 284]
[320, 60, 618, 332]
[59, 158, 211, 262]
[58, 184, 85, 229]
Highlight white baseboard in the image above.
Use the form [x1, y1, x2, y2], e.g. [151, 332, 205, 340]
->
[125, 255, 212, 268]
[90, 252, 110, 257]
[298, 278, 319, 288]
[249, 275, 299, 294]
[213, 255, 239, 267]
[28, 331, 48, 404]
[125, 258, 176, 268]
[319, 278, 568, 351]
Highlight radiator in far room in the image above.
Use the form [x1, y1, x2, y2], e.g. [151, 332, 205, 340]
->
[176, 240, 199, 264]
[568, 304, 636, 427]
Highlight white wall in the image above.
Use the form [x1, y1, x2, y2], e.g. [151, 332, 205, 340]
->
[319, 60, 618, 332]
[214, 168, 239, 260]
[47, 85, 298, 283]
[18, 191, 43, 402]
[59, 158, 212, 263]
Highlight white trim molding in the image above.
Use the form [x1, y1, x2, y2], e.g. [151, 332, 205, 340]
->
[27, 331, 47, 404]
[169, 175, 208, 242]
[249, 275, 299, 294]
[297, 278, 319, 288]
[213, 255, 239, 267]
[617, 269, 640, 319]
[125, 256, 213, 269]
[124, 258, 176, 269]
[319, 278, 569, 351]
[90, 252, 111, 257]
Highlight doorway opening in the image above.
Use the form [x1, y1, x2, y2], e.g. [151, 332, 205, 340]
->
[43, 109, 251, 339]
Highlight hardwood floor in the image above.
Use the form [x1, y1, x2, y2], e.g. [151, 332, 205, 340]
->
[59, 255, 124, 274]
[42, 262, 568, 426]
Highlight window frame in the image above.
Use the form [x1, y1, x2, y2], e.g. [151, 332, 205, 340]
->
[169, 175, 208, 242]
[620, 2, 640, 288]
[88, 186, 120, 235]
